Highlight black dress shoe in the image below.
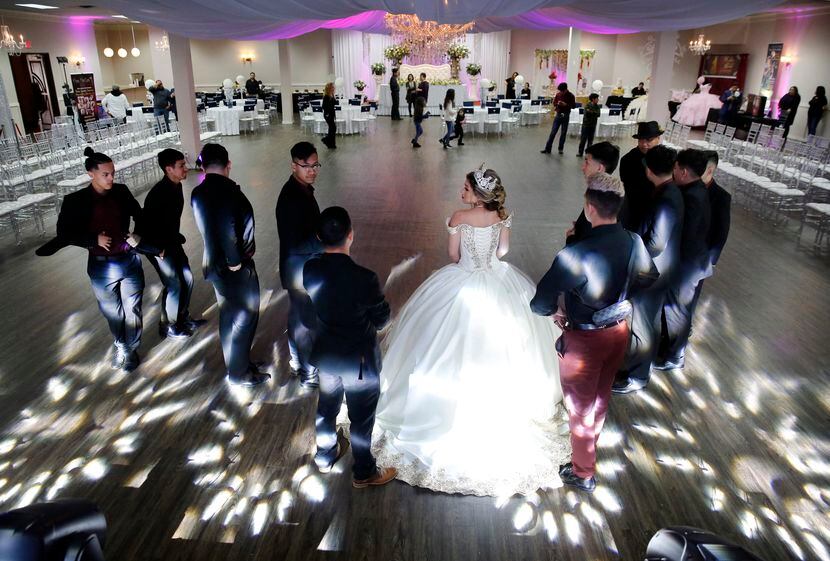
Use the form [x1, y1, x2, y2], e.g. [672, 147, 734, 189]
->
[161, 324, 193, 339]
[558, 150, 564, 155]
[123, 351, 141, 372]
[111, 347, 128, 370]
[412, 142, 422, 148]
[611, 378, 647, 395]
[540, 149, 551, 154]
[559, 463, 596, 492]
[182, 317, 207, 330]
[576, 152, 583, 157]
[653, 358, 684, 371]
[227, 369, 271, 387]
[457, 142, 464, 146]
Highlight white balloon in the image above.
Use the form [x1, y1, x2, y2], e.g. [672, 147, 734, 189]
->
[591, 79, 604, 92]
[236, 75, 245, 84]
[515, 75, 525, 85]
[222, 78, 234, 88]
[145, 79, 156, 90]
[334, 77, 344, 87]
[480, 78, 491, 88]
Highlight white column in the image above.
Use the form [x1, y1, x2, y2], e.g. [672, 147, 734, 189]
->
[0, 63, 15, 140]
[167, 33, 200, 163]
[278, 39, 293, 124]
[148, 27, 175, 87]
[646, 30, 678, 124]
[566, 27, 582, 90]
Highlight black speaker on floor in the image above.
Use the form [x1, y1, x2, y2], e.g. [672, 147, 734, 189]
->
[0, 499, 106, 561]
[645, 526, 765, 561]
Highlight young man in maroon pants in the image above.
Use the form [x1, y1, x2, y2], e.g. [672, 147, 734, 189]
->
[531, 173, 658, 492]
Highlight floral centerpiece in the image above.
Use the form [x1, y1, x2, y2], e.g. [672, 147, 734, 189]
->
[431, 78, 463, 86]
[384, 44, 410, 67]
[371, 62, 386, 76]
[354, 80, 366, 91]
[466, 63, 481, 76]
[446, 42, 470, 79]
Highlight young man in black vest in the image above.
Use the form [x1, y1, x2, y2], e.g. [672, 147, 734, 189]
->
[303, 207, 396, 488]
[141, 148, 205, 339]
[191, 144, 269, 387]
[276, 141, 323, 388]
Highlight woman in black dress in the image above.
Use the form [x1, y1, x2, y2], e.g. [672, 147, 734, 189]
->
[778, 86, 801, 138]
[505, 72, 518, 99]
[807, 86, 827, 136]
[322, 82, 337, 149]
[405, 74, 417, 117]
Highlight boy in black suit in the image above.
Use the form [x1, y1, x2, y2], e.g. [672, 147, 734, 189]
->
[303, 207, 397, 488]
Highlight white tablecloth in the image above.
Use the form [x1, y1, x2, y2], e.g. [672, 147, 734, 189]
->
[469, 107, 518, 134]
[334, 106, 366, 135]
[207, 106, 244, 135]
[378, 83, 466, 116]
[233, 99, 265, 111]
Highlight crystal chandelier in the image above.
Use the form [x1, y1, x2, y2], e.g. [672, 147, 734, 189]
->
[384, 14, 473, 64]
[154, 33, 169, 51]
[688, 34, 711, 56]
[0, 24, 26, 55]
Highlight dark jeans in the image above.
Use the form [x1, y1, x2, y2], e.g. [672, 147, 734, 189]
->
[391, 93, 400, 119]
[413, 120, 423, 142]
[324, 117, 336, 146]
[620, 287, 666, 383]
[211, 262, 260, 377]
[807, 114, 822, 136]
[578, 122, 596, 155]
[544, 113, 570, 152]
[153, 108, 170, 132]
[88, 252, 144, 353]
[450, 123, 464, 143]
[315, 348, 380, 480]
[148, 244, 194, 327]
[287, 288, 317, 374]
[659, 273, 704, 365]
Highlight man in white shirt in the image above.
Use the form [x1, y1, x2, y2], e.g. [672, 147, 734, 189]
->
[102, 85, 132, 123]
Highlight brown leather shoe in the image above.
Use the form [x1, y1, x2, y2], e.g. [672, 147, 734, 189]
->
[352, 466, 397, 489]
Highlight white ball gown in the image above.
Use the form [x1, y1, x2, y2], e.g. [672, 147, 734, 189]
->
[673, 83, 723, 127]
[373, 215, 571, 496]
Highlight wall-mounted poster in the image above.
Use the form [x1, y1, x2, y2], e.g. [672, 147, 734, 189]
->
[760, 43, 783, 97]
[70, 72, 98, 125]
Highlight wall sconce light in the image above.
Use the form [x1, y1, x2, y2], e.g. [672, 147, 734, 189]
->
[780, 54, 795, 66]
[69, 54, 85, 67]
[241, 54, 254, 63]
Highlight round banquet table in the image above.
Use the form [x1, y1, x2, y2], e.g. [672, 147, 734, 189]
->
[207, 106, 244, 135]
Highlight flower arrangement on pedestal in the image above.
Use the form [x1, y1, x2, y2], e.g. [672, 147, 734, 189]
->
[466, 63, 481, 76]
[384, 44, 410, 67]
[354, 80, 366, 92]
[431, 79, 463, 86]
[446, 42, 470, 79]
[371, 62, 386, 76]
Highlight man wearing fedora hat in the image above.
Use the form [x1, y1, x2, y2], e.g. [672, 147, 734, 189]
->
[619, 121, 663, 233]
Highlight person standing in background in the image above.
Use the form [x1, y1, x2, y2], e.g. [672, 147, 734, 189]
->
[778, 86, 801, 138]
[412, 96, 426, 148]
[102, 85, 131, 124]
[631, 82, 647, 97]
[577, 93, 601, 158]
[807, 86, 827, 136]
[321, 82, 337, 150]
[541, 82, 576, 155]
[390, 68, 402, 121]
[405, 73, 417, 117]
[245, 72, 262, 97]
[506, 72, 518, 99]
[449, 106, 466, 146]
[148, 80, 174, 132]
[440, 89, 456, 149]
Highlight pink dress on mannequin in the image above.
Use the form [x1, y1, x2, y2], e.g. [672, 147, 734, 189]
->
[673, 83, 723, 126]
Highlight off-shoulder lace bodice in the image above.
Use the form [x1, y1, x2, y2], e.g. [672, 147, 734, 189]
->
[446, 214, 512, 271]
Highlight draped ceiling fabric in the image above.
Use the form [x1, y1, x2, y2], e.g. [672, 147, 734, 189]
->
[106, 1, 784, 40]
[332, 30, 364, 99]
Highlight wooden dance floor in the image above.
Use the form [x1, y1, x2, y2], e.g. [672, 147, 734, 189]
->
[0, 119, 829, 560]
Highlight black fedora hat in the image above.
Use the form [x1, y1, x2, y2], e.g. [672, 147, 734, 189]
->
[632, 121, 663, 139]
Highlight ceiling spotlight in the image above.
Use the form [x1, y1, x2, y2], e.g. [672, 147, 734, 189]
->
[103, 47, 114, 57]
[131, 47, 140, 57]
[117, 47, 127, 58]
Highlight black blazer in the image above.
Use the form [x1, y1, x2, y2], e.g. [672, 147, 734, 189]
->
[706, 180, 732, 273]
[138, 176, 186, 250]
[36, 183, 148, 257]
[322, 95, 336, 121]
[619, 147, 653, 232]
[276, 175, 322, 289]
[191, 173, 256, 280]
[677, 179, 712, 281]
[390, 76, 400, 95]
[303, 253, 390, 373]
[638, 181, 684, 287]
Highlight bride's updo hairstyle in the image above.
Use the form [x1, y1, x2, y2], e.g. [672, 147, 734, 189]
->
[466, 167, 507, 220]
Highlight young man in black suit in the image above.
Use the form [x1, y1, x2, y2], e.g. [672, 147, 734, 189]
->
[141, 148, 205, 339]
[303, 207, 397, 488]
[619, 121, 663, 232]
[276, 141, 323, 388]
[389, 68, 401, 120]
[191, 144, 269, 387]
[614, 146, 684, 394]
[656, 149, 712, 371]
[701, 150, 732, 274]
[36, 148, 157, 371]
[566, 141, 621, 246]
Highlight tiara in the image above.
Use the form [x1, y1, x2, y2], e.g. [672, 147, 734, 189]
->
[473, 170, 497, 193]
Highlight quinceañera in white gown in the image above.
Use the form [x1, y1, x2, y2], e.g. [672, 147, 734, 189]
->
[373, 168, 570, 496]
